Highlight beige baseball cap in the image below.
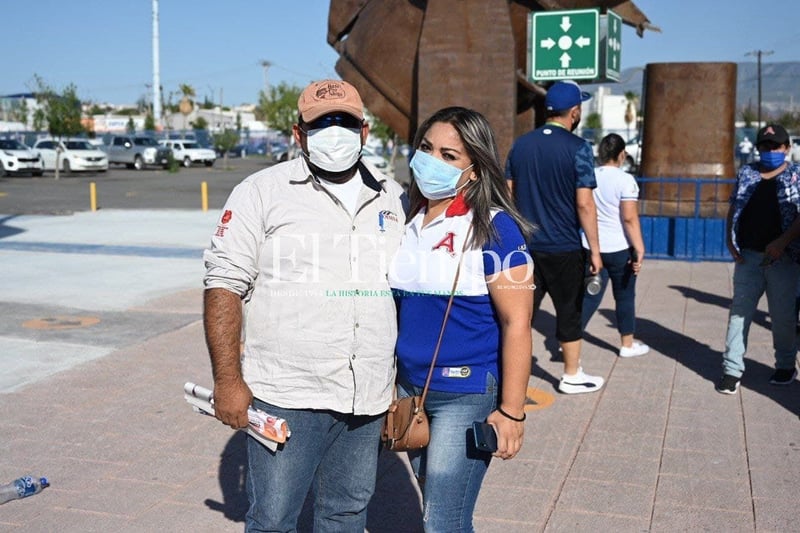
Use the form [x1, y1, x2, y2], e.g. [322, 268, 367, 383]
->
[297, 79, 364, 123]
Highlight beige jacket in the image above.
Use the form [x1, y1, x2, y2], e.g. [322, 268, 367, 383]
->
[204, 157, 406, 415]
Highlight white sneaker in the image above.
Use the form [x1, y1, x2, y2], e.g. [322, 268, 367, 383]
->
[619, 341, 650, 358]
[558, 367, 604, 394]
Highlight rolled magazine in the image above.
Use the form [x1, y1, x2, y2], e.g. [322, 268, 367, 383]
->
[183, 382, 291, 451]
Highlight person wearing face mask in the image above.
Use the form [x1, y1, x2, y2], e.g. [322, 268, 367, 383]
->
[505, 80, 605, 395]
[716, 123, 800, 394]
[389, 107, 534, 531]
[203, 79, 407, 531]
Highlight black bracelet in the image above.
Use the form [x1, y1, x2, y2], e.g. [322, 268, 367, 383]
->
[497, 406, 526, 422]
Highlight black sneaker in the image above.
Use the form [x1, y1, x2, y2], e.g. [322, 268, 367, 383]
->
[769, 368, 798, 385]
[716, 374, 740, 395]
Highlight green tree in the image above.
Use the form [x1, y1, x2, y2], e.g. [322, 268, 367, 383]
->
[368, 113, 393, 150]
[87, 104, 106, 116]
[777, 111, 800, 132]
[367, 113, 399, 166]
[190, 116, 208, 130]
[624, 91, 639, 141]
[126, 117, 136, 134]
[584, 112, 603, 142]
[179, 84, 196, 99]
[741, 105, 756, 128]
[257, 82, 302, 136]
[32, 108, 46, 132]
[177, 84, 196, 137]
[213, 128, 240, 169]
[33, 75, 85, 179]
[144, 113, 156, 132]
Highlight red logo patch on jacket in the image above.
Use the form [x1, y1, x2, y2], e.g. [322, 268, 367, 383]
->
[215, 210, 233, 237]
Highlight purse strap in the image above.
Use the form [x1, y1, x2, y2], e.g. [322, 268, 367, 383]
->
[417, 226, 473, 409]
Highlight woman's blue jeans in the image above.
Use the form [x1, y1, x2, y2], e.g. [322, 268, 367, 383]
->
[582, 248, 637, 335]
[721, 249, 800, 378]
[245, 398, 383, 532]
[398, 373, 496, 533]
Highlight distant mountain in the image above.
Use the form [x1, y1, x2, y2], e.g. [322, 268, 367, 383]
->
[584, 62, 800, 114]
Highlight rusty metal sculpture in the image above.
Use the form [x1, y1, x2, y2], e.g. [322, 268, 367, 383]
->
[639, 62, 737, 216]
[327, 0, 654, 159]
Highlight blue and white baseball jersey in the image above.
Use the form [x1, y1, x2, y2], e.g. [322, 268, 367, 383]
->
[389, 197, 531, 393]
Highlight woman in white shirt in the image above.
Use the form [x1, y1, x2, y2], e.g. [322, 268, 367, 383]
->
[581, 133, 648, 357]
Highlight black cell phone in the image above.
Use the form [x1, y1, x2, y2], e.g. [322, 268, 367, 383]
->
[472, 421, 498, 452]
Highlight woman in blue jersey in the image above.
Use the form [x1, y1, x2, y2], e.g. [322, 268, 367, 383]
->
[389, 107, 535, 532]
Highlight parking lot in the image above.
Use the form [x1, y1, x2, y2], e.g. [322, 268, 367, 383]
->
[0, 157, 271, 215]
[0, 154, 410, 216]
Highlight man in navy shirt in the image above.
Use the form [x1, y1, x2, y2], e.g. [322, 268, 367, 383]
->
[506, 80, 604, 394]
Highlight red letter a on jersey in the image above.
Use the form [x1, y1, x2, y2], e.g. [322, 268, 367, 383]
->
[432, 232, 455, 255]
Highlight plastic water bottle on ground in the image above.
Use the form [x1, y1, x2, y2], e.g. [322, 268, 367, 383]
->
[0, 476, 49, 505]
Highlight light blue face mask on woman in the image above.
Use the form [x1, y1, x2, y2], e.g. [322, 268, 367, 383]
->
[409, 150, 473, 200]
[759, 151, 786, 170]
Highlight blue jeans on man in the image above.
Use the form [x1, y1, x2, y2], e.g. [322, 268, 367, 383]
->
[246, 398, 383, 532]
[721, 249, 800, 378]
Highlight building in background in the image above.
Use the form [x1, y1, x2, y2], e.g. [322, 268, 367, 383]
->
[576, 86, 639, 143]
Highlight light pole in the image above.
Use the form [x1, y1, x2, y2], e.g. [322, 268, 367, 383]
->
[745, 49, 773, 127]
[151, 0, 162, 129]
[260, 60, 272, 94]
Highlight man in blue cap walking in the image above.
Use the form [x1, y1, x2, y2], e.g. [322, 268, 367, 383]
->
[506, 80, 605, 394]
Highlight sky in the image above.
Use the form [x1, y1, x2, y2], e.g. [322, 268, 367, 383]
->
[2, 0, 798, 107]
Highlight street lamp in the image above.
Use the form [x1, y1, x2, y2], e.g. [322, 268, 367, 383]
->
[260, 60, 272, 94]
[745, 49, 773, 127]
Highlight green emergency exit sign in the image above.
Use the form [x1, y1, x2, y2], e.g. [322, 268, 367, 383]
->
[530, 9, 599, 81]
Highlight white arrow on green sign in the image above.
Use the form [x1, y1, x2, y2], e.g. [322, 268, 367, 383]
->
[605, 9, 622, 81]
[529, 8, 599, 81]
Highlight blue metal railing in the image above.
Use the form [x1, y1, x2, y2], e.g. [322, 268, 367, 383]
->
[636, 176, 731, 262]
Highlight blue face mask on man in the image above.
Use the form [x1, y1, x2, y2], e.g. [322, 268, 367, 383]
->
[759, 151, 786, 170]
[409, 150, 473, 200]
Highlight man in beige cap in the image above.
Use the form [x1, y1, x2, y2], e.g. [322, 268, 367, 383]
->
[203, 79, 406, 531]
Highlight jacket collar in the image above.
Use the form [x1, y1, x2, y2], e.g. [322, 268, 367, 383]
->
[296, 157, 385, 193]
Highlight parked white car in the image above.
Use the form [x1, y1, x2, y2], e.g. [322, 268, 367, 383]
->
[33, 138, 109, 173]
[159, 139, 216, 167]
[0, 138, 44, 176]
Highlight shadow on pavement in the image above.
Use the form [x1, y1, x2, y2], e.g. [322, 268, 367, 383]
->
[205, 431, 248, 522]
[205, 431, 425, 532]
[742, 357, 800, 417]
[667, 284, 799, 415]
[668, 284, 770, 330]
[0, 215, 25, 239]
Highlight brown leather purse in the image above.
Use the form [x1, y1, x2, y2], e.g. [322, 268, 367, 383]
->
[382, 229, 470, 451]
